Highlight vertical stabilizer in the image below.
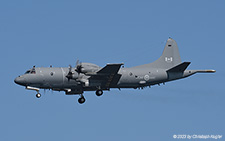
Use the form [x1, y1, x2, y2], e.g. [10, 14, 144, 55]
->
[149, 38, 181, 69]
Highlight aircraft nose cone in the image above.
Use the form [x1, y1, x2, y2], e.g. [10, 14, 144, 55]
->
[14, 76, 26, 86]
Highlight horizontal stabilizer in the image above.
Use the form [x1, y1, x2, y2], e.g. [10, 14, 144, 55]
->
[167, 62, 191, 72]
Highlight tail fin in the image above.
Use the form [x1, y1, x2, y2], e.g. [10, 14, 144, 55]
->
[150, 38, 182, 69]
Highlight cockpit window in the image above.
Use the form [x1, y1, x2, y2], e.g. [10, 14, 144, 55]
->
[25, 70, 31, 74]
[25, 66, 36, 74]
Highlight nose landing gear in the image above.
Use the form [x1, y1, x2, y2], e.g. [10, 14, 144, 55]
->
[36, 93, 41, 98]
[26, 86, 41, 99]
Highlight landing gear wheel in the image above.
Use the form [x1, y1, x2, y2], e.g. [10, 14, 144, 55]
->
[36, 93, 41, 98]
[96, 90, 103, 96]
[78, 97, 85, 104]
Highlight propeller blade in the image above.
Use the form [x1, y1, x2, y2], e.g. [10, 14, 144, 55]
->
[75, 60, 82, 74]
[76, 60, 79, 67]
[69, 64, 72, 72]
[66, 65, 73, 81]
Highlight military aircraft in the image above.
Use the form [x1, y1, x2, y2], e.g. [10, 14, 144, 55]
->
[14, 38, 215, 104]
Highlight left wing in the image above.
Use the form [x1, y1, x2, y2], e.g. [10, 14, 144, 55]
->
[89, 63, 123, 88]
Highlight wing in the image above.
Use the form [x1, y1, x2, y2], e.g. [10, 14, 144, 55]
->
[89, 63, 123, 88]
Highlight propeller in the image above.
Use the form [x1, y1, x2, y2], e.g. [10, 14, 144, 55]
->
[66, 65, 73, 81]
[75, 60, 83, 74]
[66, 60, 83, 82]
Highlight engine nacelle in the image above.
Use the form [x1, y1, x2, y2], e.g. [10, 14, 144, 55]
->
[80, 63, 100, 73]
[84, 80, 89, 87]
[71, 73, 79, 80]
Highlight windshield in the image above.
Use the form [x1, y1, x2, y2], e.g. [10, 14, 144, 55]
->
[24, 67, 36, 74]
[25, 70, 31, 74]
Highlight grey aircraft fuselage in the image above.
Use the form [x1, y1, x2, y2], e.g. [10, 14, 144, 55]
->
[14, 38, 215, 104]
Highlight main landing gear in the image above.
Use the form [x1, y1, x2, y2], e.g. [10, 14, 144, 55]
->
[96, 89, 103, 96]
[77, 90, 103, 104]
[78, 95, 86, 104]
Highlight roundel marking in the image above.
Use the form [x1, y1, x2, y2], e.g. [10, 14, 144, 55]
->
[144, 75, 150, 81]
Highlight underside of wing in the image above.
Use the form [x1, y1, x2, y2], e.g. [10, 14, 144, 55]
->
[89, 63, 123, 88]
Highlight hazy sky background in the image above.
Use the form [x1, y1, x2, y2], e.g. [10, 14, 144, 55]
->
[0, 0, 224, 140]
